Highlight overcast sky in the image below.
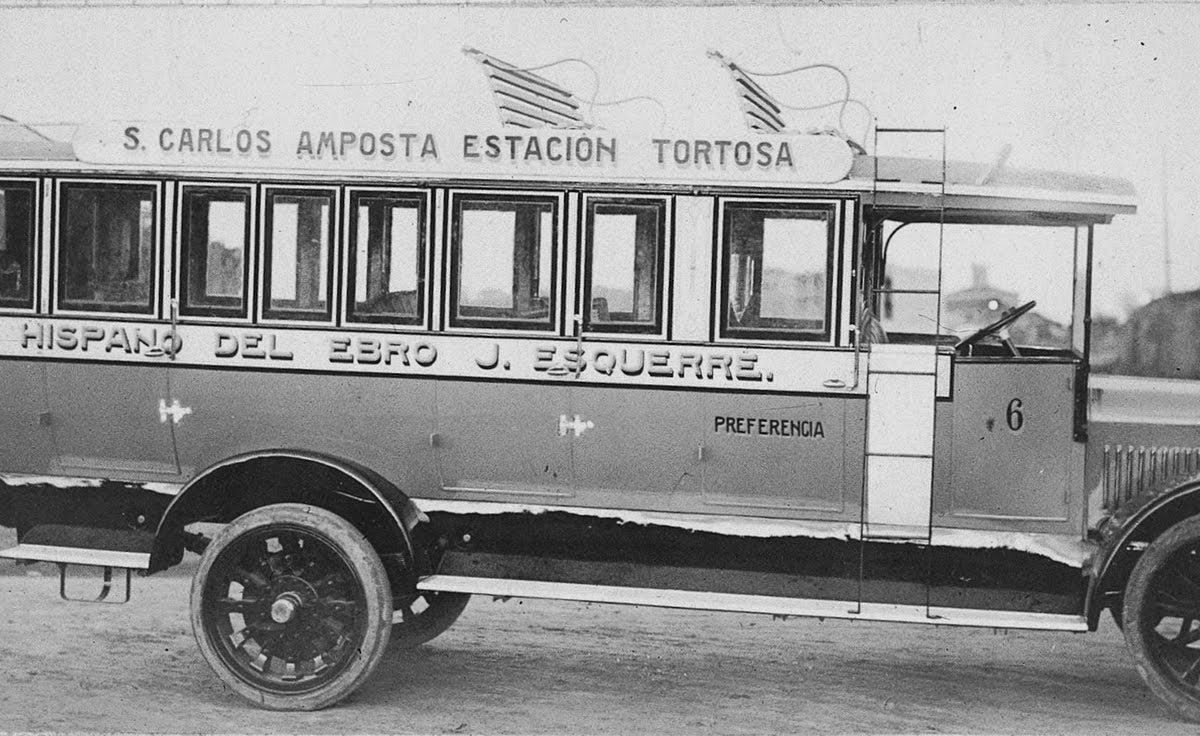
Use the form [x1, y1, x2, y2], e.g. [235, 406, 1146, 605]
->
[1, 2, 1194, 319]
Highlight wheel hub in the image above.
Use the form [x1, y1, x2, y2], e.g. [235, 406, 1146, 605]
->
[270, 592, 304, 624]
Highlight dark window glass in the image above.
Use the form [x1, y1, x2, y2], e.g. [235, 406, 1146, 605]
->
[179, 187, 250, 318]
[450, 193, 557, 330]
[583, 198, 665, 334]
[0, 181, 36, 309]
[263, 189, 334, 321]
[346, 192, 425, 325]
[58, 183, 156, 314]
[720, 201, 834, 341]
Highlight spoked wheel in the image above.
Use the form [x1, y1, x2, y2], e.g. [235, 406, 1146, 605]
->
[190, 504, 392, 710]
[391, 591, 470, 649]
[1123, 516, 1200, 722]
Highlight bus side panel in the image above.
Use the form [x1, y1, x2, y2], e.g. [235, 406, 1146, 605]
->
[434, 380, 572, 497]
[569, 383, 702, 506]
[170, 367, 439, 496]
[697, 392, 858, 517]
[0, 358, 54, 476]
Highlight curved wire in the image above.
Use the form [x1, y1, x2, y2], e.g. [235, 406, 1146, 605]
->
[590, 95, 668, 131]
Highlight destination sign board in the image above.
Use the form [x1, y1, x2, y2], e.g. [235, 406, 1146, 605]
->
[71, 123, 856, 184]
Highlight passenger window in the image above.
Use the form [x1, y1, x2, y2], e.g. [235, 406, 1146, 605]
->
[347, 191, 425, 325]
[583, 197, 665, 334]
[0, 181, 36, 310]
[449, 193, 557, 330]
[720, 201, 834, 342]
[263, 189, 334, 321]
[58, 182, 157, 314]
[179, 187, 250, 318]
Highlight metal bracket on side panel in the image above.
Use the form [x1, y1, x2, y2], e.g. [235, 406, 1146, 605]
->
[56, 563, 132, 604]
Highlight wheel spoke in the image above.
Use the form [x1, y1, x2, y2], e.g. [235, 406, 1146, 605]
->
[214, 596, 266, 614]
[1174, 618, 1197, 643]
[231, 567, 271, 593]
[1181, 652, 1200, 686]
[1168, 561, 1200, 597]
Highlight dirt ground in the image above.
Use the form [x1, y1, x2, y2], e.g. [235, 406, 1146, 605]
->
[0, 551, 1195, 735]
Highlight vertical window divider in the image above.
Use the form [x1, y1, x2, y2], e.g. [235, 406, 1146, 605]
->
[564, 190, 581, 338]
[162, 179, 176, 322]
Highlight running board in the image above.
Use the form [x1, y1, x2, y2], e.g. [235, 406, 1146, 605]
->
[0, 543, 150, 569]
[419, 575, 1087, 632]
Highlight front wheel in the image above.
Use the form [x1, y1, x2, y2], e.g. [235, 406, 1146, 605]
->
[190, 504, 393, 710]
[1123, 515, 1200, 722]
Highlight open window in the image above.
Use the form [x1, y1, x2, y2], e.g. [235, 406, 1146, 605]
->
[262, 188, 335, 322]
[346, 190, 426, 325]
[875, 216, 1079, 356]
[718, 200, 836, 342]
[582, 196, 666, 334]
[179, 186, 251, 318]
[57, 181, 157, 314]
[0, 180, 36, 310]
[448, 192, 558, 331]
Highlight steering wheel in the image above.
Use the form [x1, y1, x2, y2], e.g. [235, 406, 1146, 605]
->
[954, 300, 1037, 356]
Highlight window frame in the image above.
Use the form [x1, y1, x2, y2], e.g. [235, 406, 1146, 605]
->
[714, 197, 839, 345]
[176, 182, 255, 321]
[0, 177, 40, 313]
[579, 193, 671, 338]
[54, 178, 162, 317]
[258, 184, 339, 325]
[444, 189, 564, 334]
[343, 186, 430, 328]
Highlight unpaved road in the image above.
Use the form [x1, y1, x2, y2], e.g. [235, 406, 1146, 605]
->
[0, 560, 1194, 735]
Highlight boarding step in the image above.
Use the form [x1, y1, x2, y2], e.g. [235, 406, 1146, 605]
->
[0, 525, 152, 604]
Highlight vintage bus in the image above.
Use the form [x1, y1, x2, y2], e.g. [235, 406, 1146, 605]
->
[1, 106, 1199, 719]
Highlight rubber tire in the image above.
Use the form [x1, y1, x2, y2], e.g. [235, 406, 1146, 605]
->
[1123, 515, 1200, 723]
[391, 592, 471, 649]
[190, 504, 393, 711]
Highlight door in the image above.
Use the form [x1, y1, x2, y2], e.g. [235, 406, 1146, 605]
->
[433, 189, 573, 499]
[46, 353, 179, 482]
[47, 180, 179, 483]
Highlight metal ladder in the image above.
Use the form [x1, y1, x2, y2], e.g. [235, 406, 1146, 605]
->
[857, 126, 946, 613]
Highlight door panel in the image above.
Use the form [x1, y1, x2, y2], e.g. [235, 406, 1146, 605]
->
[46, 361, 178, 481]
[698, 393, 851, 515]
[0, 360, 54, 474]
[170, 365, 439, 491]
[434, 381, 572, 498]
[569, 384, 700, 507]
[944, 361, 1075, 522]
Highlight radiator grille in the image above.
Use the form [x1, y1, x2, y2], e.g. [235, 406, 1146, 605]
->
[1103, 445, 1200, 511]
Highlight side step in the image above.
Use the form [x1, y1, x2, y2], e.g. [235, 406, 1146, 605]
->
[0, 543, 149, 569]
[419, 575, 1087, 632]
[0, 525, 152, 604]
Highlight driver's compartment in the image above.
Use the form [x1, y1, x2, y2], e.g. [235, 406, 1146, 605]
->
[861, 206, 1095, 362]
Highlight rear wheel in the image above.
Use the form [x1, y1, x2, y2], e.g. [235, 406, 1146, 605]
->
[391, 591, 470, 648]
[1123, 516, 1200, 722]
[190, 503, 393, 710]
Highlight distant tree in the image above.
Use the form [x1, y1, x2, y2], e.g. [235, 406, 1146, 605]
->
[1109, 289, 1200, 379]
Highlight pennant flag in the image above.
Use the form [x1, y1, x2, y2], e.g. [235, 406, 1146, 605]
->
[464, 47, 590, 129]
[707, 50, 786, 133]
